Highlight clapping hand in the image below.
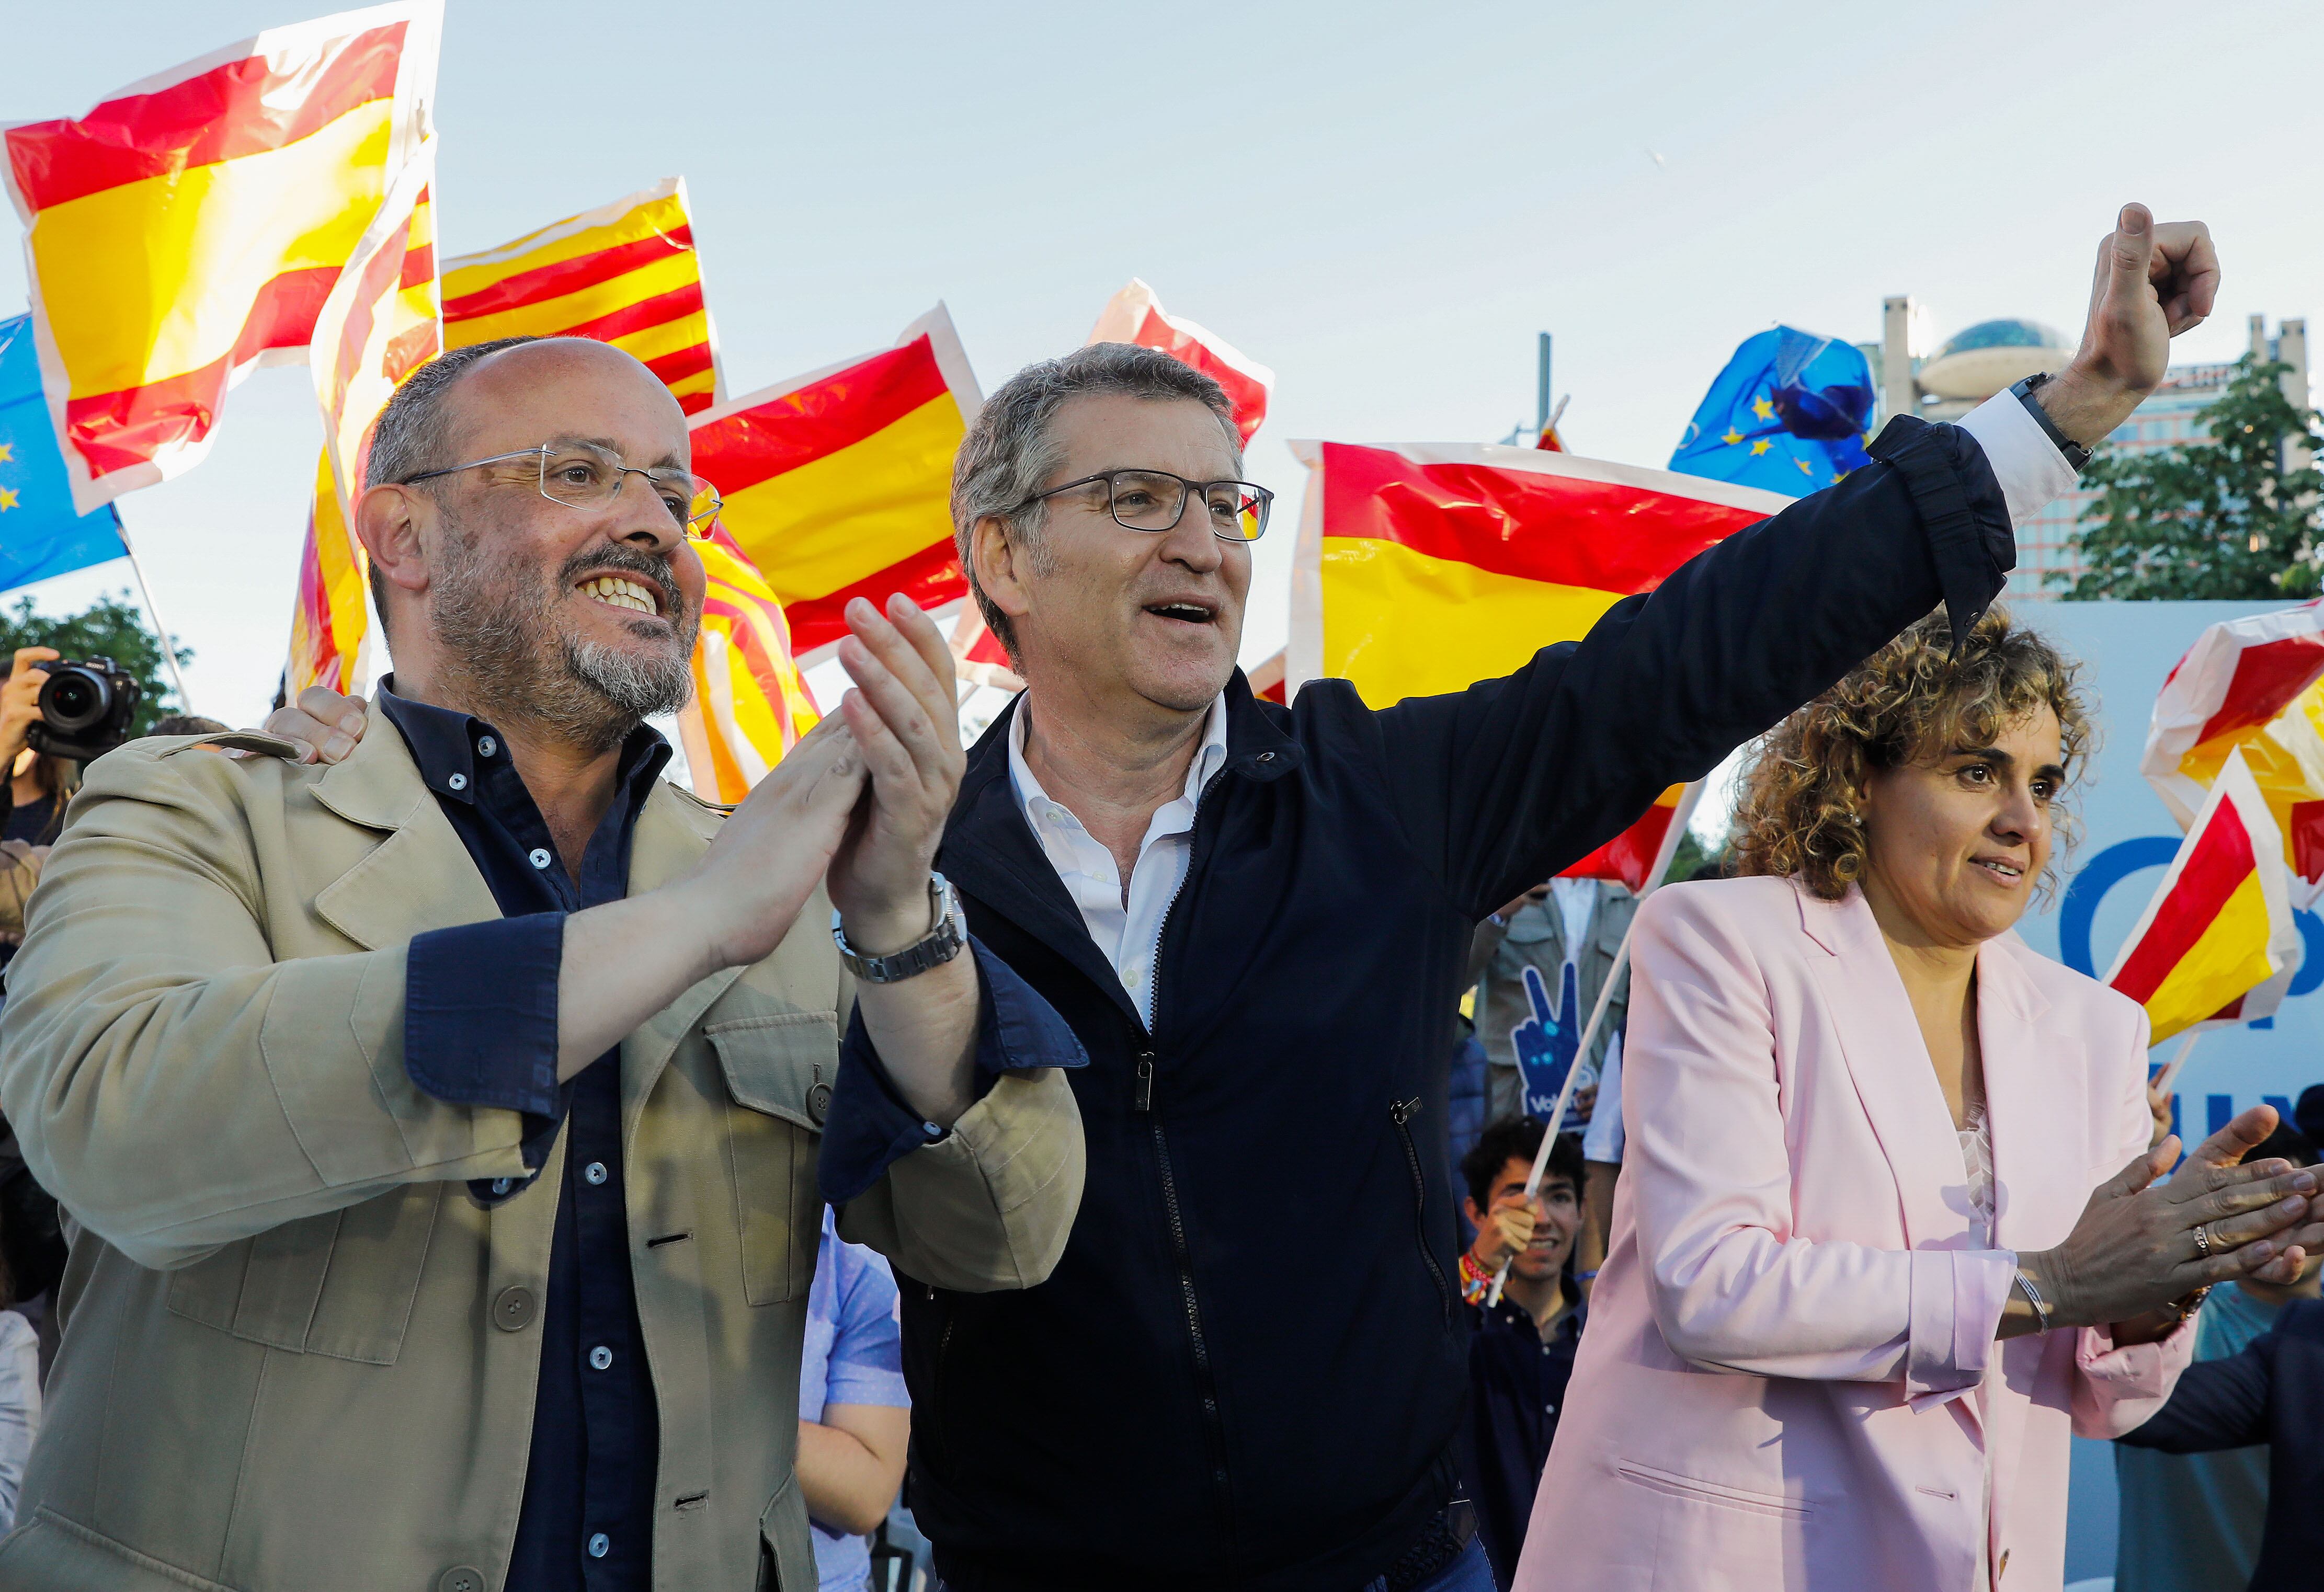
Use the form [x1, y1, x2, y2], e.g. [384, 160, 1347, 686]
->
[2024, 1106, 2320, 1337]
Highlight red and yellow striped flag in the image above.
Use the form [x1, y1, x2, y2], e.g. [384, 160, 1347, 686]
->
[440, 176, 721, 413]
[2, 3, 439, 510]
[2143, 600, 2324, 907]
[284, 150, 438, 697]
[673, 525, 821, 803]
[2105, 748, 2304, 1044]
[1286, 440, 1784, 888]
[1088, 278, 1272, 443]
[689, 306, 983, 657]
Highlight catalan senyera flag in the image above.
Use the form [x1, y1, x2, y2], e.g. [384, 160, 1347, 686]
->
[440, 176, 722, 414]
[672, 525, 821, 803]
[1089, 278, 1272, 443]
[1286, 441, 1784, 889]
[2143, 600, 2324, 908]
[689, 305, 983, 658]
[285, 148, 439, 697]
[2106, 748, 2304, 1045]
[3, 2, 440, 510]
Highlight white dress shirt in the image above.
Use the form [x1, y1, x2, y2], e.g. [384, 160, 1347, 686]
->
[1007, 694, 1230, 1029]
[1955, 388, 2082, 529]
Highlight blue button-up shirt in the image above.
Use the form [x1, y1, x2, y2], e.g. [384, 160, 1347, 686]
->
[381, 681, 1086, 1592]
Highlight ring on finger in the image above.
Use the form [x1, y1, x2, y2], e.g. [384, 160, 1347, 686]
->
[2192, 1221, 2213, 1258]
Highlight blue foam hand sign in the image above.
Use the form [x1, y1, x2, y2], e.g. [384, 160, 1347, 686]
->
[1510, 963, 1585, 1130]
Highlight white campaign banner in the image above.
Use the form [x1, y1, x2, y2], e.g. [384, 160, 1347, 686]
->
[2015, 601, 2324, 1140]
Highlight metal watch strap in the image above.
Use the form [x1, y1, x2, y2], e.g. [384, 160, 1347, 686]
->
[2010, 372, 2094, 472]
[831, 872, 967, 984]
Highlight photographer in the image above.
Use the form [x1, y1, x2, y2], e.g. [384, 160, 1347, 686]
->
[0, 649, 73, 971]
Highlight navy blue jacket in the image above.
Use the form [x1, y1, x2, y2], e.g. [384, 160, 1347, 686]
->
[2118, 1297, 2324, 1590]
[897, 415, 2019, 1591]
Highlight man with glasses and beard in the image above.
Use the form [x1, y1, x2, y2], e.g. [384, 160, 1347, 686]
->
[270, 207, 2216, 1591]
[0, 337, 1086, 1592]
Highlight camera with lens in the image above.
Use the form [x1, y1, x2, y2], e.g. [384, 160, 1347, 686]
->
[26, 658, 142, 763]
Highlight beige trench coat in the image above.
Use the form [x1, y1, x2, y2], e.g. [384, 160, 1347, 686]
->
[0, 723, 1084, 1591]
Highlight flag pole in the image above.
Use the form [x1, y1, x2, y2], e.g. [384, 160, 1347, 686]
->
[1487, 783, 1706, 1307]
[113, 519, 195, 714]
[2151, 1029, 2201, 1099]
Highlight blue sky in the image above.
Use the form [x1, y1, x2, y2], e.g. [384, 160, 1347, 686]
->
[2, 0, 2317, 727]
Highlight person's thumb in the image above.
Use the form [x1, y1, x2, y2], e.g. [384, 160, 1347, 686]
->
[2109, 1137, 2175, 1196]
[2110, 203, 2156, 292]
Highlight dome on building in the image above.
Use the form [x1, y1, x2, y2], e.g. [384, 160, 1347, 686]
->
[1916, 318, 2077, 403]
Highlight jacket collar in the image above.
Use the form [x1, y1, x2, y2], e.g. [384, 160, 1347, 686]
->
[941, 668, 1301, 1024]
[1792, 880, 2054, 1252]
[309, 708, 501, 950]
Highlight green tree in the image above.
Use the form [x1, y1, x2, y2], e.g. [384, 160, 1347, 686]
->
[2057, 356, 2324, 600]
[0, 592, 189, 735]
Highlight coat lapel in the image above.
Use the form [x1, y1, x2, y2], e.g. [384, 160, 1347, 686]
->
[309, 718, 503, 951]
[1796, 884, 1968, 1252]
[1973, 934, 2066, 1253]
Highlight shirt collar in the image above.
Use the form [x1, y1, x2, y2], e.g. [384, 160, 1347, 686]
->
[1006, 692, 1229, 830]
[374, 675, 670, 808]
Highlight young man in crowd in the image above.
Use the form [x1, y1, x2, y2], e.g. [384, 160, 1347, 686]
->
[2115, 1123, 2324, 1592]
[1456, 1118, 1586, 1589]
[270, 205, 2217, 1590]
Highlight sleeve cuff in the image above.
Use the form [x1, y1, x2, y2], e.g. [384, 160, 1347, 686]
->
[1864, 413, 2016, 657]
[405, 912, 565, 1121]
[1956, 389, 2084, 528]
[817, 935, 1087, 1205]
[1905, 1249, 2016, 1405]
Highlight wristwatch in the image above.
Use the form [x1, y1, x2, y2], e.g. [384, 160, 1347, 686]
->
[831, 872, 968, 984]
[2010, 372, 2095, 472]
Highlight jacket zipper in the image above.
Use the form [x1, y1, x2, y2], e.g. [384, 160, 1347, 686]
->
[1391, 1096, 1454, 1324]
[1130, 763, 1237, 1531]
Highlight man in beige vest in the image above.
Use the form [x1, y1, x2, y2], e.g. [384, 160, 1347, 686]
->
[0, 337, 1085, 1592]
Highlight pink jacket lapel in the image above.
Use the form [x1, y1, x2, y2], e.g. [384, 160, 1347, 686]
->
[1794, 883, 1967, 1252]
[1973, 935, 2073, 1254]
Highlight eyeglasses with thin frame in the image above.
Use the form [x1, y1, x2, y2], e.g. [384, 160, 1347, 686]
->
[1018, 469, 1274, 543]
[402, 441, 724, 541]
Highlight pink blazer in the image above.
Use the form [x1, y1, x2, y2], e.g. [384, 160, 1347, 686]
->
[1514, 876, 2193, 1592]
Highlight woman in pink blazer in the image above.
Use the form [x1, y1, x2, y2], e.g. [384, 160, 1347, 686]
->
[1516, 611, 2324, 1592]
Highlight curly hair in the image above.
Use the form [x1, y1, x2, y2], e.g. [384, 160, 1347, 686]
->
[1727, 606, 2094, 901]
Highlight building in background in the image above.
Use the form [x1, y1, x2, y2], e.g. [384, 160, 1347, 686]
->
[1867, 304, 2309, 598]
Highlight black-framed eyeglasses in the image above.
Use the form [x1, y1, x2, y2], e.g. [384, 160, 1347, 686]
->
[1020, 469, 1273, 543]
[402, 441, 724, 541]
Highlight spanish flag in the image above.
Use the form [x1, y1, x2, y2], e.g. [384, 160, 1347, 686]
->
[2105, 747, 2304, 1045]
[284, 151, 438, 697]
[1088, 279, 1273, 443]
[2, 2, 440, 510]
[688, 306, 983, 657]
[2143, 600, 2324, 907]
[1286, 441, 1781, 890]
[674, 525, 821, 803]
[440, 176, 722, 414]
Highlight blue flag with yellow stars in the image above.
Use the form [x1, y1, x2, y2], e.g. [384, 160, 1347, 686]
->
[0, 314, 124, 593]
[1668, 326, 1874, 498]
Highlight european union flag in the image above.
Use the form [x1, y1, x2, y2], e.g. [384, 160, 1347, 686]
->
[1668, 326, 1874, 498]
[0, 315, 124, 593]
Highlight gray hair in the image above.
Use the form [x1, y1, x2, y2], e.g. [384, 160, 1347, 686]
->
[362, 336, 539, 624]
[951, 342, 1240, 663]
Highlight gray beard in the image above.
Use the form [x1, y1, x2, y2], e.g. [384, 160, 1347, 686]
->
[428, 515, 697, 755]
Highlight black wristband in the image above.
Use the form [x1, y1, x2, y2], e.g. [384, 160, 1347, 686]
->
[2010, 373, 2094, 472]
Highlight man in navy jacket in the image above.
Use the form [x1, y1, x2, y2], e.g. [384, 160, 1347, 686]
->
[825, 203, 2214, 1592]
[2118, 1298, 2324, 1590]
[274, 207, 2217, 1590]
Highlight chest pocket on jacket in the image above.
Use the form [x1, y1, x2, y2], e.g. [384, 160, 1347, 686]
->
[165, 1183, 444, 1364]
[706, 1009, 837, 1307]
